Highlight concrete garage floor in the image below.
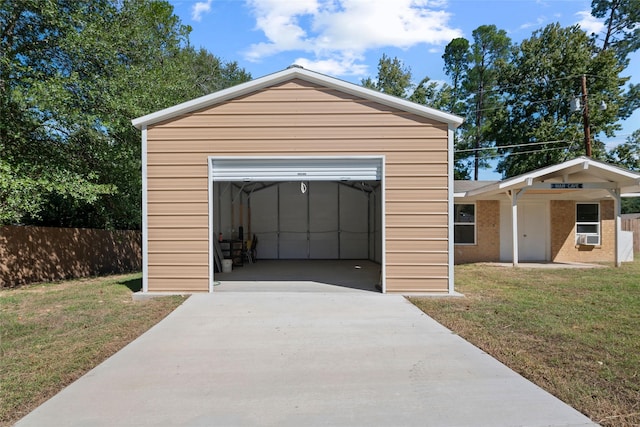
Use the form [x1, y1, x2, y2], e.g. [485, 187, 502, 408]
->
[16, 292, 596, 427]
[214, 260, 382, 292]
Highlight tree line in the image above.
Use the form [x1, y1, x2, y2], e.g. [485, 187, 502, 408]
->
[1, 0, 251, 229]
[362, 0, 639, 185]
[2, 0, 638, 229]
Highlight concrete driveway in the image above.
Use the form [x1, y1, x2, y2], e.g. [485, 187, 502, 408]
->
[16, 292, 597, 427]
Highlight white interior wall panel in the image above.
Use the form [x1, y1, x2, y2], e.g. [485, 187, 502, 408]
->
[230, 182, 375, 260]
[214, 182, 234, 239]
[251, 185, 279, 259]
[309, 182, 339, 259]
[279, 182, 309, 259]
[339, 185, 369, 259]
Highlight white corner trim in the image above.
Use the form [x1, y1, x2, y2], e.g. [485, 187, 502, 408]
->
[447, 125, 455, 294]
[208, 157, 214, 293]
[141, 126, 149, 293]
[380, 155, 387, 294]
[206, 154, 387, 292]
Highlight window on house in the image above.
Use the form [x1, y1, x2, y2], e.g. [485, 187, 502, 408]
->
[576, 203, 600, 245]
[454, 204, 475, 245]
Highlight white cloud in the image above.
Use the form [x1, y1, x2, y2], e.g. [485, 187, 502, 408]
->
[243, 0, 462, 76]
[244, 0, 319, 60]
[575, 10, 605, 35]
[293, 56, 370, 76]
[519, 16, 546, 30]
[192, 0, 213, 22]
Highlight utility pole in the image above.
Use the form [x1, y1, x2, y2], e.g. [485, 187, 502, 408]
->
[581, 74, 592, 157]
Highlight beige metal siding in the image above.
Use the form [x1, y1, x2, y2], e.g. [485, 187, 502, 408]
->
[146, 79, 450, 292]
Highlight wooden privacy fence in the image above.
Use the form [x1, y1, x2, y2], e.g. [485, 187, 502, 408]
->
[622, 218, 639, 253]
[0, 226, 141, 288]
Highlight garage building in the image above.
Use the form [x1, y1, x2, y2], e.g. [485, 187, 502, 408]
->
[132, 66, 463, 293]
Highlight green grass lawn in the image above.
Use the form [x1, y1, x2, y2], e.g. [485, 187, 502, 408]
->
[0, 274, 186, 426]
[410, 258, 640, 427]
[2, 263, 638, 426]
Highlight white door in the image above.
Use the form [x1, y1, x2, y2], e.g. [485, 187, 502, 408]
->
[500, 199, 549, 262]
[518, 200, 549, 262]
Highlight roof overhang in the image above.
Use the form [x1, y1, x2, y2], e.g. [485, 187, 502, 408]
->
[131, 66, 464, 130]
[456, 157, 640, 201]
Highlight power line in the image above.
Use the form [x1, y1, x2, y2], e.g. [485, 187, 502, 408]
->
[454, 139, 571, 153]
[456, 73, 612, 99]
[459, 144, 575, 161]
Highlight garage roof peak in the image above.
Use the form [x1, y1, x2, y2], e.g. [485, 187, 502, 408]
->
[131, 66, 464, 130]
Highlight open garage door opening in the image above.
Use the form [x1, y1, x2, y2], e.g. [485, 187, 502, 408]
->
[208, 157, 384, 292]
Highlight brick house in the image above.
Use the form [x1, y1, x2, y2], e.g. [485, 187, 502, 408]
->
[454, 157, 640, 266]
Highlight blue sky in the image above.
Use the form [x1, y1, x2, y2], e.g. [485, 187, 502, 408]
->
[168, 0, 638, 179]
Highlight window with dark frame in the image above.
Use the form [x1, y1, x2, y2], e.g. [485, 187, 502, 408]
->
[576, 203, 600, 245]
[454, 203, 475, 245]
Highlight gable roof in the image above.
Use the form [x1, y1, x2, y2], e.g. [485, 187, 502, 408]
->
[454, 180, 498, 197]
[459, 157, 640, 199]
[131, 66, 464, 130]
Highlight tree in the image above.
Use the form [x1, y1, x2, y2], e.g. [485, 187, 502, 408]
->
[492, 24, 627, 177]
[591, 0, 640, 61]
[0, 0, 251, 228]
[440, 27, 511, 180]
[608, 129, 640, 170]
[464, 25, 511, 180]
[621, 197, 640, 213]
[442, 37, 472, 179]
[608, 129, 640, 213]
[590, 0, 640, 126]
[408, 77, 449, 108]
[442, 38, 470, 115]
[362, 54, 413, 98]
[0, 0, 117, 224]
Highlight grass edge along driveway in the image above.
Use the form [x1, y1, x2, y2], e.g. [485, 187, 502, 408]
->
[0, 273, 186, 426]
[2, 263, 639, 427]
[411, 259, 640, 427]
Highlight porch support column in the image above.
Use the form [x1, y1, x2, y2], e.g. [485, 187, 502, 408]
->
[607, 189, 622, 267]
[508, 189, 526, 267]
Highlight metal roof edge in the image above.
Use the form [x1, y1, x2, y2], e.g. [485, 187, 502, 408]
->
[131, 66, 464, 129]
[465, 157, 640, 198]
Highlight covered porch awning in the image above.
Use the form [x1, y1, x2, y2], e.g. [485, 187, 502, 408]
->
[455, 157, 640, 267]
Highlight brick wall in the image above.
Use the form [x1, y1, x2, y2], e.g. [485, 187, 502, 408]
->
[0, 226, 142, 288]
[551, 199, 615, 263]
[455, 200, 500, 263]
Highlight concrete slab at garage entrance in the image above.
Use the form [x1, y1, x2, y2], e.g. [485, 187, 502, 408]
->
[16, 292, 596, 427]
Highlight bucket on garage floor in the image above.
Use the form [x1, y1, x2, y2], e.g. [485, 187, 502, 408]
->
[222, 259, 233, 273]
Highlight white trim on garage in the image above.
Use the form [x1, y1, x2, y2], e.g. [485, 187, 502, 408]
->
[208, 159, 214, 293]
[141, 126, 149, 293]
[210, 157, 383, 182]
[208, 155, 386, 293]
[447, 125, 455, 294]
[380, 158, 386, 294]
